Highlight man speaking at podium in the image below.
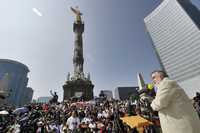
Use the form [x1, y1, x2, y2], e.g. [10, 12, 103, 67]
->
[150, 70, 200, 133]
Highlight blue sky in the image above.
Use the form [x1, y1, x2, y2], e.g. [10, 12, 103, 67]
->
[0, 0, 199, 100]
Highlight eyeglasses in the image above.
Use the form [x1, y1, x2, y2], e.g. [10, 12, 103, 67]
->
[151, 76, 156, 80]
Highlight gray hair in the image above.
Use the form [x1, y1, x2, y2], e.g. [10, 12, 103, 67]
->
[151, 70, 168, 78]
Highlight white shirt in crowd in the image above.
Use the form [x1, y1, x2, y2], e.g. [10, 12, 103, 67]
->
[9, 123, 20, 133]
[67, 116, 80, 130]
[81, 117, 92, 124]
[102, 110, 109, 118]
[97, 112, 103, 119]
[89, 122, 96, 133]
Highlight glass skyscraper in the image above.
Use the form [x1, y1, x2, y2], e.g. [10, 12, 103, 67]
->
[144, 0, 200, 97]
[0, 59, 33, 106]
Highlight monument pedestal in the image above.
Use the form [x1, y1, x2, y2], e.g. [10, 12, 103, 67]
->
[63, 78, 94, 101]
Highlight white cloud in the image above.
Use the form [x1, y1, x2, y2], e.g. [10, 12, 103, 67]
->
[32, 8, 42, 17]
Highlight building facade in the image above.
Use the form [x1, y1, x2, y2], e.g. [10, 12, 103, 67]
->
[37, 96, 52, 103]
[0, 59, 32, 106]
[21, 87, 33, 105]
[100, 90, 113, 99]
[114, 87, 138, 100]
[144, 0, 200, 97]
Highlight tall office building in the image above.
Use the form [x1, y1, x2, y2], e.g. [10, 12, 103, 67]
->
[144, 0, 200, 97]
[20, 87, 33, 105]
[100, 90, 113, 99]
[37, 96, 52, 103]
[0, 59, 32, 106]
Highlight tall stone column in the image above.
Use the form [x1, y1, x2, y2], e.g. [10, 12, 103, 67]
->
[63, 7, 94, 101]
[73, 22, 84, 79]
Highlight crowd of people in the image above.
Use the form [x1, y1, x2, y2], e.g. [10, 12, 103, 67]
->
[1, 70, 200, 133]
[1, 90, 200, 133]
[0, 92, 200, 133]
[0, 96, 158, 133]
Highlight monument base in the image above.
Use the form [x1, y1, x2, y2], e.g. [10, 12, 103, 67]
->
[63, 79, 94, 101]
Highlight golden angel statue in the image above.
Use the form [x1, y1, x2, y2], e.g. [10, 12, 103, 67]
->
[70, 6, 82, 23]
